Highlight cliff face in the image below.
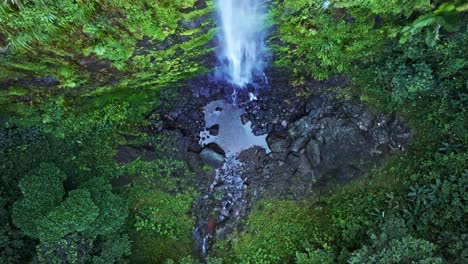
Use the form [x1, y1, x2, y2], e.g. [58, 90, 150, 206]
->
[0, 0, 215, 126]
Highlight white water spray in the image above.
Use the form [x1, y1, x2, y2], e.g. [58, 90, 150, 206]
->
[216, 0, 268, 86]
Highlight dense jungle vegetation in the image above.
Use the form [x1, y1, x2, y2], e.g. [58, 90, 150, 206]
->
[0, 0, 467, 263]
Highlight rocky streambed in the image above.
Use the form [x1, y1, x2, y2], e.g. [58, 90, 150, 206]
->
[120, 69, 411, 257]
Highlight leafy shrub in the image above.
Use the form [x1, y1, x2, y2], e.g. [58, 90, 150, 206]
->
[272, 1, 388, 80]
[11, 162, 129, 261]
[223, 200, 311, 263]
[127, 160, 198, 263]
[295, 248, 335, 264]
[349, 217, 443, 264]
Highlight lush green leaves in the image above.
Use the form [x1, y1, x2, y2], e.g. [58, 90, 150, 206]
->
[37, 189, 99, 243]
[80, 177, 129, 238]
[220, 200, 311, 263]
[36, 234, 94, 264]
[349, 217, 443, 264]
[272, 1, 389, 80]
[12, 163, 66, 238]
[0, 224, 34, 264]
[127, 159, 197, 263]
[295, 248, 335, 264]
[400, 1, 466, 46]
[92, 235, 132, 264]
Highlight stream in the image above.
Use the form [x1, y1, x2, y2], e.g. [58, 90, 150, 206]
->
[191, 0, 271, 256]
[193, 99, 271, 257]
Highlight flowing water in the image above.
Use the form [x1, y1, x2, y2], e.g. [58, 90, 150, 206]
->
[215, 0, 269, 87]
[192, 0, 271, 258]
[194, 100, 270, 257]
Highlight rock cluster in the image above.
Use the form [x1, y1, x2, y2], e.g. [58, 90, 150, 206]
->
[140, 69, 411, 255]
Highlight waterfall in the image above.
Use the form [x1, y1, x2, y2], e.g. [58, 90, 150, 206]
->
[192, 1, 271, 258]
[216, 0, 268, 87]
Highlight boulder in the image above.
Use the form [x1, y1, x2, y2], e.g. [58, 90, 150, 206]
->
[305, 139, 321, 167]
[116, 145, 157, 164]
[200, 148, 225, 168]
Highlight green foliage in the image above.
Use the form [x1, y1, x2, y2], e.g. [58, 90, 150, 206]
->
[166, 256, 224, 264]
[12, 163, 128, 243]
[0, 0, 194, 52]
[92, 235, 132, 264]
[400, 1, 466, 46]
[272, 1, 388, 79]
[36, 234, 94, 264]
[80, 177, 129, 238]
[0, 0, 214, 130]
[0, 123, 123, 262]
[0, 224, 34, 264]
[37, 189, 99, 243]
[355, 20, 467, 129]
[0, 126, 121, 190]
[126, 159, 198, 263]
[8, 155, 129, 261]
[12, 163, 66, 238]
[0, 2, 214, 260]
[0, 0, 466, 263]
[349, 217, 443, 264]
[333, 0, 433, 16]
[405, 176, 467, 234]
[220, 200, 311, 263]
[322, 184, 391, 249]
[271, 0, 466, 81]
[0, 97, 133, 262]
[295, 248, 335, 264]
[37, 234, 132, 264]
[9, 96, 132, 137]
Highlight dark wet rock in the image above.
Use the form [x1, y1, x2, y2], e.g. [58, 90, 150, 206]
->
[241, 114, 249, 125]
[178, 15, 207, 30]
[77, 56, 113, 73]
[111, 174, 132, 188]
[200, 148, 225, 168]
[208, 124, 219, 136]
[226, 92, 409, 209]
[251, 124, 269, 136]
[266, 132, 290, 161]
[176, 135, 192, 150]
[186, 152, 202, 171]
[116, 145, 157, 164]
[305, 139, 321, 167]
[388, 116, 411, 151]
[0, 75, 60, 92]
[144, 67, 410, 256]
[192, 156, 246, 255]
[206, 142, 226, 156]
[189, 141, 204, 153]
[195, 0, 208, 9]
[174, 47, 185, 57]
[239, 146, 298, 199]
[280, 95, 411, 194]
[306, 95, 324, 117]
[182, 0, 208, 13]
[288, 118, 315, 153]
[37, 75, 59, 86]
[307, 117, 372, 181]
[296, 154, 315, 182]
